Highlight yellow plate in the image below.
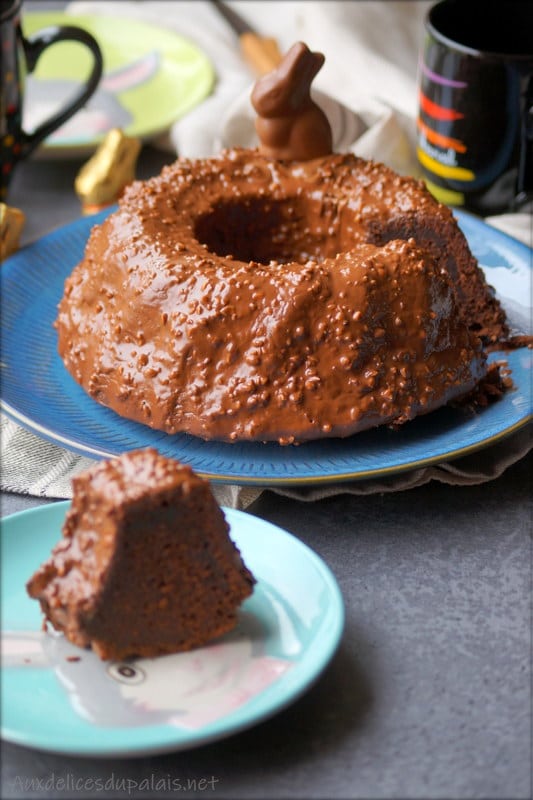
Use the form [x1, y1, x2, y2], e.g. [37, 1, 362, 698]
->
[22, 11, 215, 156]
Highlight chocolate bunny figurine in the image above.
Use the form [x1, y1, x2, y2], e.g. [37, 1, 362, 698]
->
[251, 41, 333, 161]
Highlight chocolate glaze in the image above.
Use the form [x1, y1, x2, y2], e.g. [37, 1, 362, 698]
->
[26, 449, 255, 660]
[55, 147, 502, 445]
[251, 41, 333, 161]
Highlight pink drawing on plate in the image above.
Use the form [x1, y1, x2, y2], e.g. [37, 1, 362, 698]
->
[2, 611, 293, 729]
[23, 51, 160, 144]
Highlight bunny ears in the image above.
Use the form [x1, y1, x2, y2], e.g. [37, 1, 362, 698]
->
[251, 42, 333, 161]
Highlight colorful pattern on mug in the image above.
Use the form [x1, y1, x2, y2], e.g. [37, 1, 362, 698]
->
[417, 59, 475, 189]
[1, 16, 23, 199]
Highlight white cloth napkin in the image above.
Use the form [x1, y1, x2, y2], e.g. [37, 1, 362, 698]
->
[2, 0, 532, 506]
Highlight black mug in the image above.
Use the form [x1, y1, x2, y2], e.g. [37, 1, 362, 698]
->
[417, 0, 533, 214]
[1, 0, 103, 199]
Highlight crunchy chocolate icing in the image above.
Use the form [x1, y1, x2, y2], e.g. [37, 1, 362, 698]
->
[26, 449, 255, 660]
[56, 147, 498, 445]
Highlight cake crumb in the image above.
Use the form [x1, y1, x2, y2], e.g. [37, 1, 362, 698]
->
[452, 362, 513, 412]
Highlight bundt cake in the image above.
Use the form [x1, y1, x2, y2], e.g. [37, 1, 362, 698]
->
[55, 42, 510, 445]
[26, 449, 255, 661]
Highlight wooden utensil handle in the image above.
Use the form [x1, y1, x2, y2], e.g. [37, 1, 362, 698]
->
[240, 32, 283, 74]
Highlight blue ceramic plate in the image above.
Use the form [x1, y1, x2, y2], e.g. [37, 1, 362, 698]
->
[1, 210, 531, 485]
[1, 502, 344, 757]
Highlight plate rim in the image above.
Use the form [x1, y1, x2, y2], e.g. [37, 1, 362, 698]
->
[1, 398, 531, 486]
[1, 209, 532, 486]
[1, 501, 345, 757]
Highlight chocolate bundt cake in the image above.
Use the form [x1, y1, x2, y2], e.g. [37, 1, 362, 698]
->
[26, 449, 255, 660]
[55, 147, 496, 444]
[55, 42, 510, 445]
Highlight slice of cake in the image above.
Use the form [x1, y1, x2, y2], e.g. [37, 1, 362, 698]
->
[26, 449, 255, 660]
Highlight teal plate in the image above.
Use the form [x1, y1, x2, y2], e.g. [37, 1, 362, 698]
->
[1, 502, 344, 757]
[0, 210, 531, 485]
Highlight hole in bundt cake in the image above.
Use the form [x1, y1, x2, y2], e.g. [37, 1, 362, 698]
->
[193, 196, 343, 265]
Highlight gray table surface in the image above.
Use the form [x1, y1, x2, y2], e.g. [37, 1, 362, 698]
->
[2, 143, 532, 800]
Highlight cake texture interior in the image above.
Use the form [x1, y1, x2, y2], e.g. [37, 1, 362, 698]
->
[26, 449, 255, 661]
[54, 42, 516, 445]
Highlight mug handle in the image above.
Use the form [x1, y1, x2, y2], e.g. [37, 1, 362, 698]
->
[20, 25, 104, 156]
[514, 74, 533, 209]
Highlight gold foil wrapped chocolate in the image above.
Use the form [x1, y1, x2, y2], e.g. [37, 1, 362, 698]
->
[75, 128, 141, 214]
[0, 203, 26, 261]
